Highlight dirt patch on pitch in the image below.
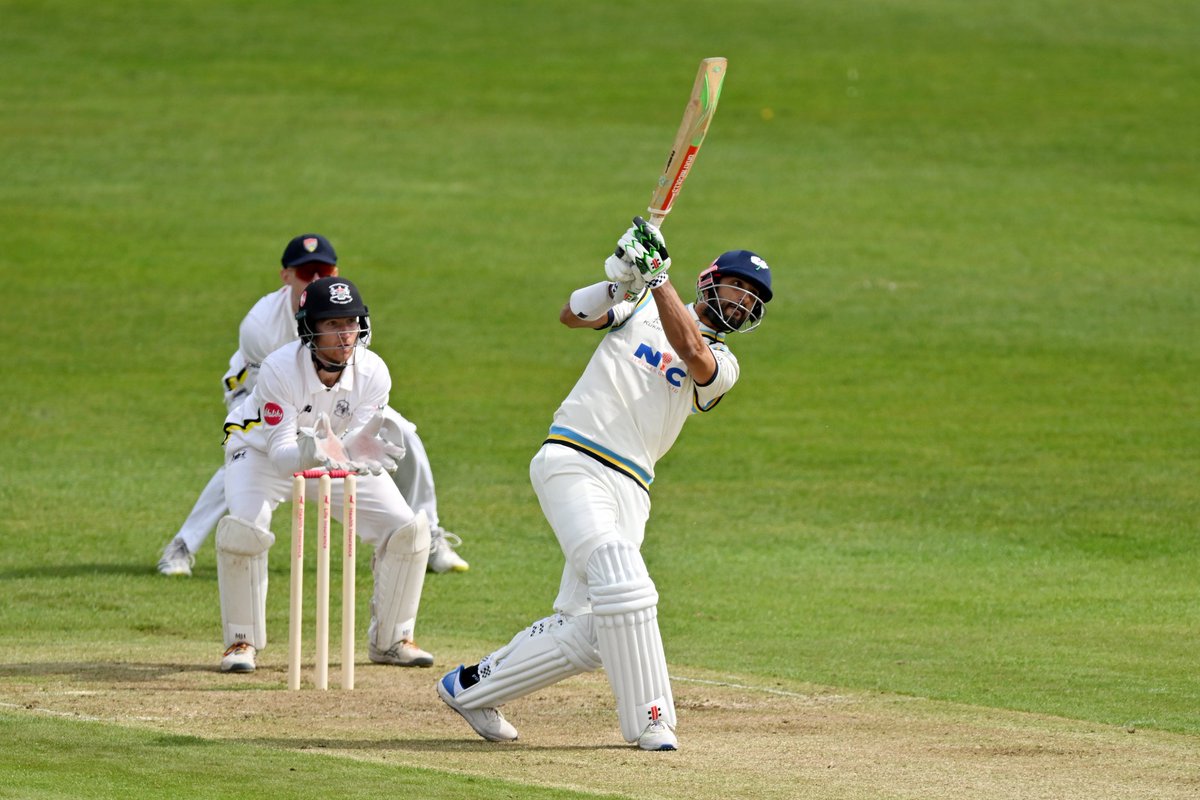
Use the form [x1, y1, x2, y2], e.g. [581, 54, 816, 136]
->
[1, 651, 1196, 800]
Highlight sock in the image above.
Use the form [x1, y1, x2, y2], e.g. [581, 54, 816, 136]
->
[460, 663, 480, 689]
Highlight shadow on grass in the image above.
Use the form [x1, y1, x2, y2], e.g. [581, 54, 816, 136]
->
[0, 563, 208, 580]
[0, 661, 214, 681]
[246, 737, 629, 753]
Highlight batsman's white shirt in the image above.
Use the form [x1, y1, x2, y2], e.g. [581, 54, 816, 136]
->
[223, 340, 388, 476]
[221, 286, 294, 410]
[544, 294, 739, 492]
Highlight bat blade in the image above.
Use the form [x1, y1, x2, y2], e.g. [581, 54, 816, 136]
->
[646, 57, 727, 227]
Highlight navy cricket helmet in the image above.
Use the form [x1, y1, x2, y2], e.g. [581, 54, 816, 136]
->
[696, 250, 773, 333]
[296, 276, 371, 347]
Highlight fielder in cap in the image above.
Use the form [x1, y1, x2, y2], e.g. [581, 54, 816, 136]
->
[437, 217, 773, 751]
[217, 276, 438, 673]
[157, 233, 468, 578]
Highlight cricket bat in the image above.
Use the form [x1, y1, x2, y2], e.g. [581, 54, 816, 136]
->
[617, 58, 727, 298]
[644, 56, 727, 228]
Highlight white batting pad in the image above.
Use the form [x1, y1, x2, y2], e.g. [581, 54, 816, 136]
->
[216, 516, 275, 649]
[456, 612, 603, 710]
[368, 511, 430, 649]
[587, 539, 676, 742]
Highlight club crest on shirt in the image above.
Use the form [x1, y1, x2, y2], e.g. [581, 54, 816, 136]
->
[334, 399, 351, 418]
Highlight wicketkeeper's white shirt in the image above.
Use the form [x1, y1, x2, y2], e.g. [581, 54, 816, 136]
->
[545, 295, 739, 491]
[222, 340, 389, 477]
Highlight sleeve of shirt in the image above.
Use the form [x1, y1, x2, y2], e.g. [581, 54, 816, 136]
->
[605, 294, 644, 329]
[256, 359, 306, 475]
[693, 341, 740, 412]
[239, 308, 278, 370]
[222, 351, 249, 411]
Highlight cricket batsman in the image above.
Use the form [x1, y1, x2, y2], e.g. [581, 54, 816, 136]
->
[436, 218, 773, 750]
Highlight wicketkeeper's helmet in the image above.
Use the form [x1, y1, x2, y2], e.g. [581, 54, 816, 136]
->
[296, 276, 371, 348]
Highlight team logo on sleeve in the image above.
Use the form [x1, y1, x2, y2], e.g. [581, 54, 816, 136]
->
[263, 402, 284, 425]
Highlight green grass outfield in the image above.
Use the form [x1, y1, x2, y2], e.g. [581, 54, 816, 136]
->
[2, 0, 1197, 795]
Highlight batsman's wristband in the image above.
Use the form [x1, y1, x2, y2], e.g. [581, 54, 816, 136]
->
[569, 280, 621, 321]
[646, 272, 671, 290]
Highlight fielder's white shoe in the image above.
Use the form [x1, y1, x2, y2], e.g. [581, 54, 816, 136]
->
[438, 666, 518, 742]
[157, 538, 194, 577]
[369, 639, 435, 667]
[636, 720, 678, 751]
[427, 528, 469, 573]
[220, 642, 257, 673]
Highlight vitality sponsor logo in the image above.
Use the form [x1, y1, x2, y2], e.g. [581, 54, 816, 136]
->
[633, 343, 686, 389]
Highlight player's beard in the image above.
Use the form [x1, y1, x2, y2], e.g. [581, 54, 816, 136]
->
[721, 301, 748, 330]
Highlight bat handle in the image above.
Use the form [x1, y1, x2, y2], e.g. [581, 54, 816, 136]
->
[616, 213, 669, 299]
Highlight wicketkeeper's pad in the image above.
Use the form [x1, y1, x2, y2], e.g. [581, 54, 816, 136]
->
[216, 516, 275, 649]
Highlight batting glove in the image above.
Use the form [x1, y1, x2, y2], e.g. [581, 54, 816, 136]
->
[604, 253, 639, 284]
[618, 216, 670, 287]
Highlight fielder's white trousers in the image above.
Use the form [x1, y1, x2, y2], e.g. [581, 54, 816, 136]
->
[530, 444, 652, 616]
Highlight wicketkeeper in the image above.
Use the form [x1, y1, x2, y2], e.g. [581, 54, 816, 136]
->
[437, 218, 773, 750]
[157, 233, 468, 578]
[217, 276, 435, 673]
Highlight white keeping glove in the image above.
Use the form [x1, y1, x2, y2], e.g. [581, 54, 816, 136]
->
[297, 412, 360, 473]
[377, 414, 411, 461]
[344, 412, 405, 475]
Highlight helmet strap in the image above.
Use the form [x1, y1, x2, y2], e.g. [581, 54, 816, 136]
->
[310, 348, 349, 374]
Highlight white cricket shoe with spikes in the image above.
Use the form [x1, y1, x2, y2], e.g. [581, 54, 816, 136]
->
[369, 639, 435, 667]
[438, 666, 519, 742]
[637, 720, 678, 751]
[427, 528, 469, 573]
[220, 642, 256, 673]
[158, 538, 194, 577]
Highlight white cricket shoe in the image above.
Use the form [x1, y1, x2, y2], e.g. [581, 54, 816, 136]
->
[369, 639, 435, 667]
[437, 666, 518, 742]
[220, 642, 257, 673]
[157, 538, 194, 577]
[636, 720, 678, 751]
[427, 528, 469, 573]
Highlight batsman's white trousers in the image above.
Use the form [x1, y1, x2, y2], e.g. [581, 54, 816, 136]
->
[530, 445, 651, 616]
[224, 448, 415, 546]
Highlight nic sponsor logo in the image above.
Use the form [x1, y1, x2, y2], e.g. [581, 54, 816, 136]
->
[633, 343, 686, 389]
